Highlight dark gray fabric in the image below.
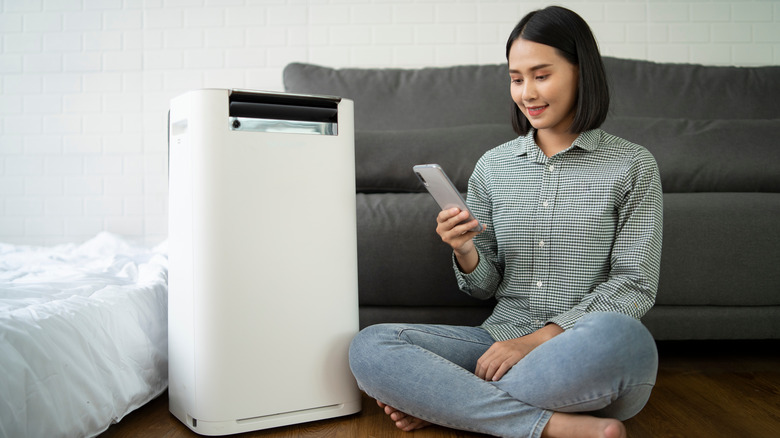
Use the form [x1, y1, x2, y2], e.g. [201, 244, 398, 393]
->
[603, 57, 780, 120]
[356, 118, 780, 194]
[355, 124, 517, 193]
[355, 117, 780, 193]
[641, 306, 780, 340]
[601, 117, 780, 193]
[359, 306, 493, 330]
[283, 63, 511, 130]
[359, 305, 780, 340]
[284, 59, 780, 340]
[657, 193, 780, 306]
[356, 193, 495, 308]
[357, 192, 780, 308]
[284, 59, 780, 128]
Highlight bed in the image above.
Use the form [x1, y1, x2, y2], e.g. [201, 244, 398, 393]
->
[0, 232, 168, 438]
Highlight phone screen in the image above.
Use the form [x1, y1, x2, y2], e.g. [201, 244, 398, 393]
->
[413, 164, 483, 232]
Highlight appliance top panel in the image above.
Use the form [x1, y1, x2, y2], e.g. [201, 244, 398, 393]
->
[228, 89, 341, 124]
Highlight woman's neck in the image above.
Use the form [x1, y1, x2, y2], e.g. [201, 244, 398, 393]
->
[534, 129, 579, 157]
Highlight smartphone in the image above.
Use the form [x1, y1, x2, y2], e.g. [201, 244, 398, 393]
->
[413, 164, 483, 232]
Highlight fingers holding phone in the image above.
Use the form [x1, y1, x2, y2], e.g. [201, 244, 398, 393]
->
[414, 164, 484, 273]
[413, 164, 483, 231]
[436, 207, 482, 262]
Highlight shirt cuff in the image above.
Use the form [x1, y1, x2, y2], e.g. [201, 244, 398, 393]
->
[453, 248, 493, 293]
[547, 308, 587, 331]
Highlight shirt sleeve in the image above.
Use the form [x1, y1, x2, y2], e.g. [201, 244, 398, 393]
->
[453, 156, 504, 300]
[548, 148, 664, 330]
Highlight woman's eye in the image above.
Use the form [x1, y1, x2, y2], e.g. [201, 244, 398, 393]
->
[512, 78, 523, 84]
[536, 75, 548, 80]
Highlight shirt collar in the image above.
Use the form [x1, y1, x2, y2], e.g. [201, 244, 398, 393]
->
[513, 128, 603, 160]
[574, 129, 602, 152]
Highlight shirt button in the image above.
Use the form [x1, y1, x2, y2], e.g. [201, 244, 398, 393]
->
[543, 200, 549, 207]
[536, 280, 543, 288]
[548, 164, 555, 172]
[539, 240, 545, 247]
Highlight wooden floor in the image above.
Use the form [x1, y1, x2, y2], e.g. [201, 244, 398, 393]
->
[101, 340, 780, 438]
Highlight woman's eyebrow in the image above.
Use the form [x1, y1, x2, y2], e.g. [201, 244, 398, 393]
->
[509, 63, 553, 74]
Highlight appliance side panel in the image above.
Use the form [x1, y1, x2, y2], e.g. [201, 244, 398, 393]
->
[167, 90, 196, 424]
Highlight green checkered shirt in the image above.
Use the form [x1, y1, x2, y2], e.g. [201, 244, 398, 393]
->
[455, 128, 663, 341]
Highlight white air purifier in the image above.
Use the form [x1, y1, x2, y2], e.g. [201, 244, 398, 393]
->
[167, 89, 361, 436]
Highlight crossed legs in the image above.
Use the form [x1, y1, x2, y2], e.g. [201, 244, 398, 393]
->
[348, 312, 657, 438]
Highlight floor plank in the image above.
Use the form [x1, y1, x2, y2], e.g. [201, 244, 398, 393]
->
[101, 340, 780, 438]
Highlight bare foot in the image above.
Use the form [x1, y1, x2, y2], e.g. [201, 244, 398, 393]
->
[376, 400, 431, 432]
[542, 412, 626, 438]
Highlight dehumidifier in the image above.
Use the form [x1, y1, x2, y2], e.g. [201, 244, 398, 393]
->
[167, 89, 361, 435]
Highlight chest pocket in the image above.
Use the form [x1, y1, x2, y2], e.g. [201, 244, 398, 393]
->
[559, 175, 622, 239]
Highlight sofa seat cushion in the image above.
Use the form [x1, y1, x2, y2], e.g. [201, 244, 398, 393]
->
[602, 117, 780, 193]
[356, 192, 780, 309]
[356, 192, 495, 309]
[657, 192, 780, 306]
[354, 125, 780, 308]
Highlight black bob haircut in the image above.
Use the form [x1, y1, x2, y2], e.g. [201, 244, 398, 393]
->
[506, 6, 610, 136]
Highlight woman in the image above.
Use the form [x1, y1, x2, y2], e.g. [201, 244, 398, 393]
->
[349, 6, 663, 438]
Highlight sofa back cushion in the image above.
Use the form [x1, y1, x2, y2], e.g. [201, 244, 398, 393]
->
[657, 192, 780, 306]
[352, 118, 780, 194]
[283, 63, 511, 131]
[355, 124, 517, 193]
[283, 59, 780, 127]
[284, 60, 780, 194]
[603, 57, 780, 120]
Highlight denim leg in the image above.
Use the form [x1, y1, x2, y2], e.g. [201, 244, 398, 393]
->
[494, 312, 658, 421]
[349, 323, 553, 438]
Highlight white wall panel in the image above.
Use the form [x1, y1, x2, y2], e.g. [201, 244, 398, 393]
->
[1, 0, 778, 245]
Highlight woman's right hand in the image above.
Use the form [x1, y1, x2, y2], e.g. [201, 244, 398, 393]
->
[436, 208, 483, 273]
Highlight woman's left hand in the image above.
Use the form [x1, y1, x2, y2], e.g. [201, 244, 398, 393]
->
[475, 323, 564, 381]
[475, 337, 535, 381]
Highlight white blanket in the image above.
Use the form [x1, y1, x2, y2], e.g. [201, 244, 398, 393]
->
[0, 233, 168, 438]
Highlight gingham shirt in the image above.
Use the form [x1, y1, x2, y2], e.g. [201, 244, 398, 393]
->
[455, 128, 663, 341]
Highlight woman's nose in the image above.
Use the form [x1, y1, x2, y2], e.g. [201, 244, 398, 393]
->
[522, 82, 537, 101]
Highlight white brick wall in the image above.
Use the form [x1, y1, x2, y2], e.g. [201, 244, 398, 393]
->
[1, 0, 779, 245]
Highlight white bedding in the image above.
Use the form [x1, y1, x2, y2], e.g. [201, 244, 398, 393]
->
[0, 233, 168, 438]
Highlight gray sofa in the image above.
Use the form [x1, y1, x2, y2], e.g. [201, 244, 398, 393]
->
[283, 57, 780, 340]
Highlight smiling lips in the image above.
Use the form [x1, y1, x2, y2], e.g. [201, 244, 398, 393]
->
[526, 105, 548, 117]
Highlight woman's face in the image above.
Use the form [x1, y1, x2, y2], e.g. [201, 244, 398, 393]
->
[508, 38, 579, 136]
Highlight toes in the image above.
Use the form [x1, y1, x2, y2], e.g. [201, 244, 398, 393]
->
[397, 416, 429, 432]
[395, 417, 414, 431]
[390, 411, 406, 421]
[375, 399, 430, 432]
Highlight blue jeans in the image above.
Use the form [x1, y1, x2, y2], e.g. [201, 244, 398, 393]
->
[349, 312, 658, 438]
